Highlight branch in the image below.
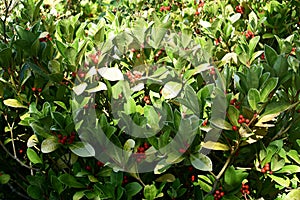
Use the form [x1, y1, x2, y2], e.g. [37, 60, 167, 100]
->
[0, 139, 40, 171]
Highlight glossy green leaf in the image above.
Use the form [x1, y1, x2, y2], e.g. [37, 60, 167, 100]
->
[27, 148, 42, 164]
[248, 88, 260, 111]
[190, 153, 212, 171]
[58, 174, 85, 188]
[41, 136, 60, 153]
[69, 142, 95, 157]
[3, 99, 27, 108]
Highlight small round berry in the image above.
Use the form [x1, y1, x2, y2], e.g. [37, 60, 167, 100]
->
[38, 88, 42, 93]
[136, 53, 141, 58]
[261, 168, 266, 173]
[179, 148, 186, 153]
[32, 87, 36, 92]
[86, 166, 92, 171]
[232, 126, 238, 131]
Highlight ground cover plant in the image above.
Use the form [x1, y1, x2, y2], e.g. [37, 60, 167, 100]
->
[0, 0, 300, 199]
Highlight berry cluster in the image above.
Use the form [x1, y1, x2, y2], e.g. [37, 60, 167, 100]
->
[122, 175, 129, 185]
[57, 132, 76, 145]
[230, 98, 241, 109]
[245, 30, 255, 39]
[240, 183, 250, 195]
[39, 33, 52, 42]
[126, 71, 142, 83]
[159, 5, 171, 12]
[238, 114, 250, 125]
[143, 95, 151, 105]
[235, 5, 244, 14]
[133, 142, 150, 163]
[261, 163, 272, 174]
[32, 87, 42, 93]
[213, 187, 225, 200]
[209, 68, 216, 75]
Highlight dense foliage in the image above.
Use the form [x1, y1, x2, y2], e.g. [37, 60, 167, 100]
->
[0, 0, 300, 199]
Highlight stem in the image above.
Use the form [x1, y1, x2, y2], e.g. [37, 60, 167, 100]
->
[0, 139, 40, 171]
[208, 141, 240, 195]
[4, 115, 16, 157]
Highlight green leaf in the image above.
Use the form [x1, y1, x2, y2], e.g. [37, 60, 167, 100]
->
[224, 166, 248, 191]
[73, 83, 87, 95]
[3, 99, 27, 108]
[229, 13, 241, 24]
[271, 154, 285, 171]
[248, 36, 260, 57]
[144, 184, 157, 200]
[284, 189, 300, 200]
[155, 174, 176, 182]
[54, 101, 68, 111]
[27, 185, 43, 200]
[195, 175, 213, 193]
[30, 122, 52, 138]
[51, 175, 64, 195]
[248, 88, 260, 111]
[161, 81, 182, 99]
[73, 191, 86, 200]
[0, 174, 10, 184]
[276, 165, 300, 174]
[201, 141, 230, 151]
[265, 45, 278, 67]
[211, 118, 233, 130]
[69, 142, 95, 157]
[41, 136, 60, 153]
[287, 150, 300, 165]
[268, 175, 290, 187]
[125, 182, 143, 197]
[98, 67, 124, 81]
[58, 174, 85, 188]
[123, 139, 135, 152]
[260, 77, 278, 102]
[27, 148, 42, 164]
[227, 105, 240, 126]
[86, 82, 107, 93]
[190, 153, 212, 171]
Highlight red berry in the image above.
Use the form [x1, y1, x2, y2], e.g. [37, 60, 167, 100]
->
[86, 166, 92, 171]
[230, 98, 237, 105]
[38, 88, 42, 93]
[261, 53, 265, 60]
[136, 53, 141, 58]
[239, 114, 244, 119]
[297, 109, 300, 113]
[79, 72, 85, 78]
[245, 119, 250, 124]
[191, 175, 195, 182]
[232, 126, 238, 131]
[195, 11, 200, 15]
[179, 148, 186, 153]
[97, 161, 104, 167]
[32, 87, 36, 92]
[71, 72, 77, 77]
[261, 168, 266, 173]
[57, 134, 62, 139]
[215, 190, 220, 194]
[220, 192, 225, 196]
[269, 171, 273, 174]
[238, 119, 243, 124]
[19, 149, 23, 154]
